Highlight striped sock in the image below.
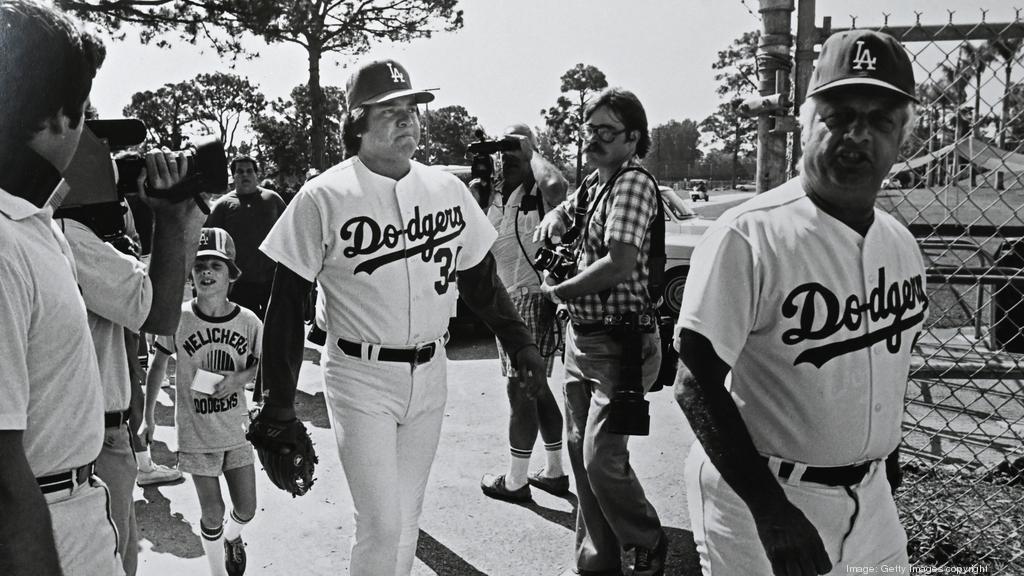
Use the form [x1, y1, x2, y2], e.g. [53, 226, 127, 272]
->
[223, 509, 252, 543]
[506, 447, 531, 489]
[544, 441, 564, 477]
[200, 522, 228, 576]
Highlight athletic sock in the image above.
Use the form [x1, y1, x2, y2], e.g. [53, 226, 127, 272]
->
[506, 448, 531, 489]
[223, 509, 252, 543]
[137, 449, 154, 473]
[543, 441, 565, 477]
[200, 522, 228, 576]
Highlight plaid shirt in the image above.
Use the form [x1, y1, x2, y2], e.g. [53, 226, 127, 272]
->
[552, 158, 658, 322]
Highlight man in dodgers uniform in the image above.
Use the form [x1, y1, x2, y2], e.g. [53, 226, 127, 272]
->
[256, 59, 548, 576]
[674, 30, 926, 576]
[0, 2, 121, 574]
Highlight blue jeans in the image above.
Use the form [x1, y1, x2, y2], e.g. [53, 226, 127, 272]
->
[563, 325, 663, 572]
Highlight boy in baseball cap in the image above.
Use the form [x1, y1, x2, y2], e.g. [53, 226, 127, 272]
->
[196, 226, 242, 280]
[144, 225, 262, 576]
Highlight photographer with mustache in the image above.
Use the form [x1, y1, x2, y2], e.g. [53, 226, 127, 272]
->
[674, 30, 925, 576]
[535, 88, 667, 576]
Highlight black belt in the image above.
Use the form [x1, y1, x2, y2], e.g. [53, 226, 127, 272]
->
[336, 334, 446, 366]
[104, 409, 130, 429]
[571, 322, 611, 335]
[764, 457, 874, 487]
[37, 462, 95, 494]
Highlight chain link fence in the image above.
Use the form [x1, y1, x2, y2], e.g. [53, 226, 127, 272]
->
[821, 13, 1024, 574]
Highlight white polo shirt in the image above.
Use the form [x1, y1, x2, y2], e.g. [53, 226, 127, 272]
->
[0, 185, 104, 476]
[676, 178, 927, 466]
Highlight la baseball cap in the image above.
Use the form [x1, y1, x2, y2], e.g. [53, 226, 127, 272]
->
[807, 29, 918, 102]
[346, 59, 437, 110]
[197, 227, 242, 279]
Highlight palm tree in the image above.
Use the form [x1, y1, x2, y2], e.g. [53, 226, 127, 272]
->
[988, 37, 1023, 148]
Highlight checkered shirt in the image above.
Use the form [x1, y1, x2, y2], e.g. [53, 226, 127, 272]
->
[553, 158, 658, 323]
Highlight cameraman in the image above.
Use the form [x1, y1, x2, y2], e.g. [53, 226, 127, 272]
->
[0, 2, 122, 574]
[54, 124, 207, 575]
[479, 124, 570, 502]
[535, 88, 667, 576]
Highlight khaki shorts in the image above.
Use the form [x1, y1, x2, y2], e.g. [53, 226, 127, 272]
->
[178, 445, 254, 477]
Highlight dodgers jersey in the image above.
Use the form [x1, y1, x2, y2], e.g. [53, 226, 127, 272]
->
[260, 157, 497, 347]
[676, 178, 927, 466]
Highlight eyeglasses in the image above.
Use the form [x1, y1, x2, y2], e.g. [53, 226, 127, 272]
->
[581, 124, 627, 143]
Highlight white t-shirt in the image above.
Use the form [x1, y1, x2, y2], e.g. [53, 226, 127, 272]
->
[676, 178, 928, 466]
[261, 157, 497, 347]
[487, 183, 544, 292]
[57, 217, 151, 413]
[0, 187, 104, 476]
[155, 301, 261, 452]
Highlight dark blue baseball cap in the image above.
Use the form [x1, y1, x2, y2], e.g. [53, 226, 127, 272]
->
[346, 59, 437, 110]
[807, 29, 918, 102]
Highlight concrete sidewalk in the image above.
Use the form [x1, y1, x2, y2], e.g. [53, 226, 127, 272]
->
[135, 334, 700, 575]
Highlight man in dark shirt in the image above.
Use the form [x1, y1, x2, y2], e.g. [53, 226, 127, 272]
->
[206, 155, 287, 319]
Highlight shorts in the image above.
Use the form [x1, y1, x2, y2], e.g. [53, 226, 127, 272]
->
[178, 445, 254, 477]
[496, 291, 559, 378]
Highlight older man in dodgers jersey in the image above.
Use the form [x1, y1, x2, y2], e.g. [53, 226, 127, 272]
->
[256, 59, 547, 576]
[674, 30, 926, 576]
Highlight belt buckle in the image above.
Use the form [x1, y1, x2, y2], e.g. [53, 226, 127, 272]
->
[413, 342, 435, 366]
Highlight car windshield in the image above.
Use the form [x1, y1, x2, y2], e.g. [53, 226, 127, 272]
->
[660, 189, 698, 220]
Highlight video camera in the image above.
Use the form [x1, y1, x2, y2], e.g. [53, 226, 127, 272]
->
[55, 118, 228, 252]
[84, 119, 227, 205]
[466, 129, 519, 207]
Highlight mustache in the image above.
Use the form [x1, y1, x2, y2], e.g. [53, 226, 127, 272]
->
[585, 142, 604, 153]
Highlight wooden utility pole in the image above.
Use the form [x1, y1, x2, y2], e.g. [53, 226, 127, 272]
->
[756, 0, 795, 192]
[791, 0, 817, 173]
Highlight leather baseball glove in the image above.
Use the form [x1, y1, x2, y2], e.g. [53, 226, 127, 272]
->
[246, 409, 317, 497]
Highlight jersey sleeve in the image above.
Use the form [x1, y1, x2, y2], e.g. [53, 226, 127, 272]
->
[604, 171, 658, 250]
[59, 218, 151, 331]
[675, 223, 760, 366]
[249, 315, 263, 367]
[456, 181, 499, 271]
[259, 190, 325, 283]
[0, 256, 31, 431]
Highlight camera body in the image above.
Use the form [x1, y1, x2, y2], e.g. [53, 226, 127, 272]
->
[113, 135, 228, 202]
[534, 244, 577, 282]
[465, 130, 520, 207]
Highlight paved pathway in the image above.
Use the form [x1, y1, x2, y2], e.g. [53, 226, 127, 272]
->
[135, 333, 700, 575]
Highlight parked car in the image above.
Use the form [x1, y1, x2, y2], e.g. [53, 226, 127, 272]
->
[689, 179, 709, 201]
[659, 186, 711, 318]
[734, 182, 756, 192]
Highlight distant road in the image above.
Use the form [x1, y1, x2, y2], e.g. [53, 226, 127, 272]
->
[688, 190, 755, 219]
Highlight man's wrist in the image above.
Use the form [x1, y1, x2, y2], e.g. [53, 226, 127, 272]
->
[260, 403, 296, 421]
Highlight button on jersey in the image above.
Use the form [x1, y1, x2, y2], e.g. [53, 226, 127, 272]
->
[261, 158, 497, 346]
[676, 179, 928, 465]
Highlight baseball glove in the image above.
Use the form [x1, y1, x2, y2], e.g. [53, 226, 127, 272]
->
[246, 409, 318, 497]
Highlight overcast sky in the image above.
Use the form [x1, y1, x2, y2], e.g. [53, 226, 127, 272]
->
[88, 0, 1021, 141]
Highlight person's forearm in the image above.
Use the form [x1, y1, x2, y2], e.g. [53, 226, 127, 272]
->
[144, 356, 167, 421]
[261, 265, 312, 420]
[142, 208, 203, 335]
[554, 254, 632, 301]
[677, 330, 789, 518]
[457, 253, 535, 358]
[0, 433, 62, 575]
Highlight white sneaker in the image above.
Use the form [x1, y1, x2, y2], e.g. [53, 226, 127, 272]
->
[137, 463, 183, 486]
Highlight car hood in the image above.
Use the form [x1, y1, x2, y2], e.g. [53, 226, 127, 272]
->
[664, 217, 711, 262]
